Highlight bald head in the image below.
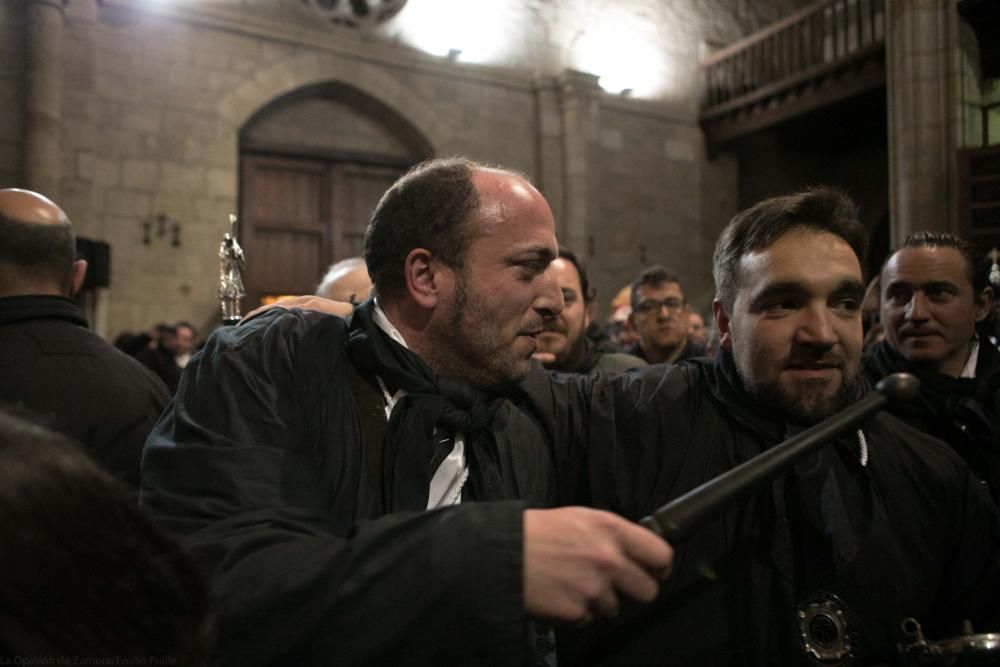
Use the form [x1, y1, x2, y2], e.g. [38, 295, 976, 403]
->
[316, 257, 372, 304]
[0, 189, 69, 226]
[0, 189, 84, 297]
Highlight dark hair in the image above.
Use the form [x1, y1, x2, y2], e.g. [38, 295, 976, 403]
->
[713, 187, 865, 311]
[364, 158, 482, 298]
[630, 265, 685, 310]
[558, 249, 595, 304]
[0, 212, 75, 292]
[889, 231, 991, 294]
[0, 410, 213, 663]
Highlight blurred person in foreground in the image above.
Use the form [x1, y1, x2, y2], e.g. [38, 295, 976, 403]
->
[0, 409, 211, 663]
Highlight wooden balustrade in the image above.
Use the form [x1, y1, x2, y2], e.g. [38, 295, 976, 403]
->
[702, 0, 885, 113]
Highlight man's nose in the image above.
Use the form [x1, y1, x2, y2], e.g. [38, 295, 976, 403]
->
[795, 305, 837, 347]
[535, 267, 564, 318]
[905, 292, 930, 321]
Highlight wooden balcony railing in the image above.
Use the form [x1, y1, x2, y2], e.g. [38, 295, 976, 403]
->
[702, 0, 885, 116]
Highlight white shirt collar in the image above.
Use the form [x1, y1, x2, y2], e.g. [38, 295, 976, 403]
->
[372, 297, 409, 349]
[961, 339, 980, 379]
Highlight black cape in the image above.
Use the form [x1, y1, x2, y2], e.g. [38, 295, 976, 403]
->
[527, 351, 1000, 665]
[142, 307, 1000, 666]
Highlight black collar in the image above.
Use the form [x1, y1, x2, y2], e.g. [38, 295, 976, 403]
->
[0, 295, 87, 328]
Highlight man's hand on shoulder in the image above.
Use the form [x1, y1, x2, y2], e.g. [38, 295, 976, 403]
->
[523, 507, 673, 625]
[244, 296, 354, 321]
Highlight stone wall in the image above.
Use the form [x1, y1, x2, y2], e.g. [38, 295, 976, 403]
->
[1, 0, 815, 336]
[0, 2, 26, 189]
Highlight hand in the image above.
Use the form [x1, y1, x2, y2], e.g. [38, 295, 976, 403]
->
[531, 351, 556, 365]
[244, 296, 354, 320]
[523, 507, 673, 625]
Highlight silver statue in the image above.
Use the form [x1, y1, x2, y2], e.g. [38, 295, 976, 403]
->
[218, 214, 245, 325]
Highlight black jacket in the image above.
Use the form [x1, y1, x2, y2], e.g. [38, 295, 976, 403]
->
[626, 337, 705, 365]
[0, 295, 170, 487]
[142, 306, 1000, 666]
[134, 343, 182, 394]
[142, 306, 561, 667]
[862, 340, 1000, 507]
[530, 352, 1000, 665]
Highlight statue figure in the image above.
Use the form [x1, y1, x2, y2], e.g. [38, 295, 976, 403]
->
[218, 214, 245, 325]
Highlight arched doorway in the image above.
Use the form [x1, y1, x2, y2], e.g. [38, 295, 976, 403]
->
[238, 82, 432, 307]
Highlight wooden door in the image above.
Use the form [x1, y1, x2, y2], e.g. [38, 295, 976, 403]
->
[240, 154, 330, 307]
[239, 153, 406, 308]
[330, 163, 404, 259]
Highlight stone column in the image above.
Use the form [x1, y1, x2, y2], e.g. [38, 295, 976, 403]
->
[23, 0, 66, 199]
[533, 78, 565, 231]
[885, 0, 960, 244]
[557, 69, 601, 256]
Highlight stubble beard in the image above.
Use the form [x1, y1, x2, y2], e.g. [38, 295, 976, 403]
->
[428, 272, 526, 391]
[741, 370, 854, 425]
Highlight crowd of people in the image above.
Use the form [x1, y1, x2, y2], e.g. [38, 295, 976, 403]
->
[1, 157, 999, 666]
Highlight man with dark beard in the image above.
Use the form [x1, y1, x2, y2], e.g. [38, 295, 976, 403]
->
[534, 249, 645, 374]
[528, 187, 1000, 665]
[141, 158, 673, 667]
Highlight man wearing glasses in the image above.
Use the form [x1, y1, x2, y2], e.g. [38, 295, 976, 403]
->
[626, 265, 706, 364]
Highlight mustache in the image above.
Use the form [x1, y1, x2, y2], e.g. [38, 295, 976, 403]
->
[541, 318, 567, 335]
[785, 347, 844, 369]
[897, 324, 939, 338]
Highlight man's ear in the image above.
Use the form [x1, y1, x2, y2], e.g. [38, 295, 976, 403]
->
[974, 285, 994, 323]
[403, 248, 446, 309]
[584, 301, 595, 328]
[69, 259, 87, 297]
[712, 299, 732, 350]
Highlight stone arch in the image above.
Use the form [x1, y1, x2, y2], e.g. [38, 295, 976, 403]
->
[217, 52, 447, 155]
[240, 81, 434, 160]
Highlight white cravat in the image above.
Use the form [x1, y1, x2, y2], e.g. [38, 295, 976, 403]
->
[372, 300, 469, 509]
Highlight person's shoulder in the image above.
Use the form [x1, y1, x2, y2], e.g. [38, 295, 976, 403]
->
[868, 411, 972, 483]
[586, 356, 707, 408]
[589, 352, 647, 374]
[84, 335, 171, 396]
[215, 307, 349, 352]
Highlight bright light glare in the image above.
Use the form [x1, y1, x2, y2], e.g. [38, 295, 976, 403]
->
[571, 13, 668, 97]
[390, 0, 511, 64]
[386, 0, 674, 99]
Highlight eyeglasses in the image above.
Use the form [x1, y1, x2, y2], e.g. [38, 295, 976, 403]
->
[634, 298, 685, 315]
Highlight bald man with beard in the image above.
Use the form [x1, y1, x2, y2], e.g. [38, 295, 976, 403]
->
[0, 189, 169, 487]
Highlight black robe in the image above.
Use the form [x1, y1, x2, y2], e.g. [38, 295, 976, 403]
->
[528, 351, 1000, 665]
[142, 306, 563, 666]
[142, 306, 1000, 666]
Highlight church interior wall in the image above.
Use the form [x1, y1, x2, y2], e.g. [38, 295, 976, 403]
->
[731, 87, 890, 278]
[3, 0, 817, 337]
[0, 2, 26, 189]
